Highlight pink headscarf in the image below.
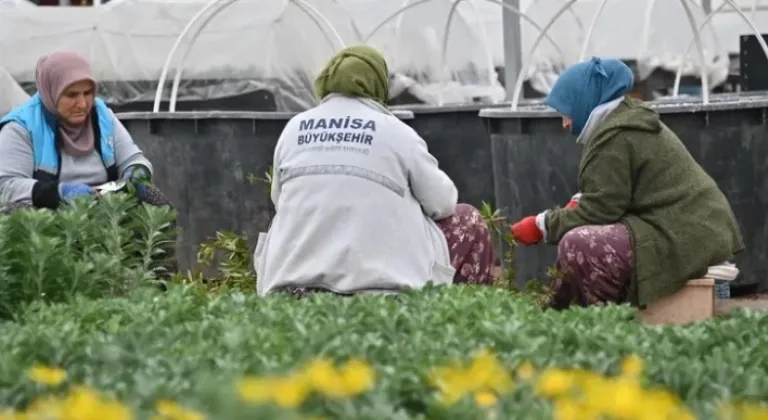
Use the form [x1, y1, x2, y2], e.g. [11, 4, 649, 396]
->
[35, 51, 97, 157]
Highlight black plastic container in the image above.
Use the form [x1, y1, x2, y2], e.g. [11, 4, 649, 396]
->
[392, 100, 542, 210]
[480, 94, 768, 291]
[118, 110, 414, 270]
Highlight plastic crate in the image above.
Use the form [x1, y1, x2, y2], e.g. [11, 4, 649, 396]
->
[715, 280, 731, 299]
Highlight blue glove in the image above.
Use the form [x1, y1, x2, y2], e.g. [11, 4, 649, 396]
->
[58, 183, 95, 200]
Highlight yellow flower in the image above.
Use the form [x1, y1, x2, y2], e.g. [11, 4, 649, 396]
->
[27, 365, 67, 386]
[430, 365, 472, 406]
[237, 376, 277, 404]
[430, 350, 515, 406]
[60, 386, 132, 420]
[620, 354, 644, 379]
[605, 378, 644, 419]
[25, 395, 63, 418]
[153, 399, 205, 420]
[302, 357, 375, 398]
[0, 411, 29, 420]
[552, 398, 582, 420]
[303, 358, 346, 398]
[466, 350, 514, 395]
[534, 369, 575, 398]
[473, 391, 498, 407]
[337, 358, 376, 396]
[272, 373, 311, 409]
[515, 361, 536, 381]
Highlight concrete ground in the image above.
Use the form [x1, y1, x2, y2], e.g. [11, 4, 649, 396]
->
[716, 294, 768, 315]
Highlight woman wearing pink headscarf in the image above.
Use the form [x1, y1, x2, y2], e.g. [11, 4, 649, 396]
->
[0, 51, 169, 210]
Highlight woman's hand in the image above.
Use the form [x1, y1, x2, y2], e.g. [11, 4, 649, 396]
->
[58, 183, 95, 201]
[122, 164, 151, 184]
[510, 216, 543, 245]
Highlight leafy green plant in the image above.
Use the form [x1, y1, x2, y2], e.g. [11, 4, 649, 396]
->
[479, 201, 557, 306]
[247, 166, 274, 196]
[0, 194, 175, 319]
[479, 201, 517, 286]
[172, 231, 257, 294]
[173, 167, 274, 293]
[1, 286, 767, 419]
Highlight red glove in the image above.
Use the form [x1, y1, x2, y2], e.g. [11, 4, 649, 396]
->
[510, 216, 543, 245]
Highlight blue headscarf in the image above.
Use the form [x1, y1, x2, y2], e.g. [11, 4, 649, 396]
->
[544, 57, 634, 136]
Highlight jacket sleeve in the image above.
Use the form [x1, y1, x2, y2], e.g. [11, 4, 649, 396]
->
[112, 110, 154, 178]
[543, 135, 633, 244]
[0, 122, 38, 205]
[406, 128, 458, 220]
[270, 122, 290, 210]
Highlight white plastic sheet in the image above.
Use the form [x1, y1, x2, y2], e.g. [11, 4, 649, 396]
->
[0, 0, 734, 111]
[0, 65, 30, 117]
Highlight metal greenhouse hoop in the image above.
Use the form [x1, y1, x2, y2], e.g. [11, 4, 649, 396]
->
[510, 0, 719, 109]
[154, 0, 346, 113]
[672, 0, 768, 99]
[364, 0, 573, 105]
[438, 0, 572, 105]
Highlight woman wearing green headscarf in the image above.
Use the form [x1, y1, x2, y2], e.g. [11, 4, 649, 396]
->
[254, 45, 495, 297]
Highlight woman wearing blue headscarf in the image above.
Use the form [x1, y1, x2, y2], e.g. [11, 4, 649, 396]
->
[510, 57, 744, 310]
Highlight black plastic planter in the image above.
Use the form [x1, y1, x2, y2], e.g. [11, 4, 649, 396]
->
[118, 110, 414, 270]
[480, 94, 768, 291]
[393, 100, 542, 210]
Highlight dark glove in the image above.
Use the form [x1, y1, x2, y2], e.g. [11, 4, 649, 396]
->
[122, 164, 153, 199]
[122, 164, 152, 184]
[58, 183, 95, 201]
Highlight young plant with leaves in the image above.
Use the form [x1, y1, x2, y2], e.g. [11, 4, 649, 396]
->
[479, 201, 557, 306]
[0, 194, 176, 319]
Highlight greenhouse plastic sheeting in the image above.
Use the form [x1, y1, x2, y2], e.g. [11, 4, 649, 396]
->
[0, 0, 506, 111]
[480, 93, 768, 291]
[0, 0, 728, 111]
[0, 65, 29, 117]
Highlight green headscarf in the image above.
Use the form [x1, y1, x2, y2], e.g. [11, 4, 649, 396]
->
[314, 45, 389, 105]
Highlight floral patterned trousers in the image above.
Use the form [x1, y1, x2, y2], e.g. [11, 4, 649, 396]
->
[548, 223, 634, 310]
[283, 203, 497, 298]
[435, 203, 496, 285]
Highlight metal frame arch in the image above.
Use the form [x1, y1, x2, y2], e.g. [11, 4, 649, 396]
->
[155, 0, 347, 113]
[510, 0, 579, 110]
[673, 0, 768, 99]
[455, 1, 497, 86]
[386, 0, 495, 71]
[525, 0, 585, 40]
[364, 0, 446, 42]
[168, 0, 345, 111]
[437, 0, 569, 105]
[366, 0, 567, 58]
[167, 0, 238, 112]
[636, 0, 657, 60]
[678, 0, 710, 104]
[392, 0, 416, 70]
[578, 0, 610, 61]
[153, 0, 224, 112]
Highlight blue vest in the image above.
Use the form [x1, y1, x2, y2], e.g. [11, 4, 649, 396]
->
[0, 93, 117, 182]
